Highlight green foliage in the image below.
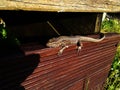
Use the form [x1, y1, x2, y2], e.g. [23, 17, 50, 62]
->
[101, 18, 120, 33]
[105, 46, 120, 90]
[0, 18, 20, 45]
[0, 20, 7, 39]
[101, 17, 120, 90]
[0, 28, 7, 39]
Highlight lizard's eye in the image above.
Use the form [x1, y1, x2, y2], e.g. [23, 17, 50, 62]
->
[49, 38, 56, 42]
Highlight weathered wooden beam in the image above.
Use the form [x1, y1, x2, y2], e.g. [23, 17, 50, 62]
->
[0, 0, 120, 12]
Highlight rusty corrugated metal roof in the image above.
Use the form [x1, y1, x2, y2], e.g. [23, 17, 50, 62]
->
[0, 33, 120, 90]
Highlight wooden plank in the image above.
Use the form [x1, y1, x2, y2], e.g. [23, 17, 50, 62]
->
[0, 0, 120, 12]
[94, 13, 103, 33]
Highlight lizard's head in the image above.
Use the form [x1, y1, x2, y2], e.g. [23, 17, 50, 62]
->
[46, 37, 62, 48]
[46, 37, 71, 48]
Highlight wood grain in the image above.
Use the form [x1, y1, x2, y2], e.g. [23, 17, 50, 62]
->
[0, 0, 120, 12]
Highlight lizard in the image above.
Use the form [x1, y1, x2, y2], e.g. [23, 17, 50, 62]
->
[46, 33, 105, 55]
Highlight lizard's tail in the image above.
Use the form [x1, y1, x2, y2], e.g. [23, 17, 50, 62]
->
[80, 33, 105, 42]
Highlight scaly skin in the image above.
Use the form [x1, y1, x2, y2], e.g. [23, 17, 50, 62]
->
[46, 34, 105, 55]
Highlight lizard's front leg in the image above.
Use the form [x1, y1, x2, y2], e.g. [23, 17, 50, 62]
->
[77, 40, 83, 53]
[58, 45, 69, 55]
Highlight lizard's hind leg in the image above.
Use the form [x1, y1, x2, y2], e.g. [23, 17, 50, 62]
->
[58, 46, 69, 55]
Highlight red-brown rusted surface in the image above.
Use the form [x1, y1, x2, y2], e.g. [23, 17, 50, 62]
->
[0, 33, 120, 90]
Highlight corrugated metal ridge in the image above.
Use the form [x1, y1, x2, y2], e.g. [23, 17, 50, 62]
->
[25, 56, 113, 90]
[23, 46, 115, 80]
[21, 48, 115, 88]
